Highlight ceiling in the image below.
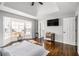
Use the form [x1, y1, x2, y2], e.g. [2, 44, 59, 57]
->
[37, 2, 79, 18]
[57, 2, 79, 14]
[4, 2, 38, 16]
[2, 2, 79, 18]
[37, 2, 59, 16]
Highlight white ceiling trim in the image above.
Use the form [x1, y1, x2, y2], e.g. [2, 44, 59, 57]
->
[0, 5, 37, 19]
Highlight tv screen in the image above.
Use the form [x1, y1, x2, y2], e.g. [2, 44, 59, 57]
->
[47, 18, 59, 26]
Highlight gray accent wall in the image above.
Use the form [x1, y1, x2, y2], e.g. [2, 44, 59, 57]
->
[32, 20, 38, 38]
[0, 10, 38, 46]
[0, 2, 1, 5]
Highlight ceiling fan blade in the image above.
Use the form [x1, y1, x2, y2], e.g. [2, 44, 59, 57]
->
[39, 2, 43, 5]
[32, 2, 34, 6]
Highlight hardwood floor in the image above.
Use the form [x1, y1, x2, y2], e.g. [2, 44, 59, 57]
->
[44, 40, 78, 56]
[2, 38, 78, 56]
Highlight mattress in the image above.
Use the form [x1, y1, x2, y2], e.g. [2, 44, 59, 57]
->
[1, 40, 49, 56]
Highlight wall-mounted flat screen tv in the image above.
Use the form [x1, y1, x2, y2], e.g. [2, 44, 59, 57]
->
[47, 18, 59, 26]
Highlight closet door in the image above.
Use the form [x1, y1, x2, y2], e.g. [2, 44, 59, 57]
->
[63, 17, 76, 55]
[63, 17, 75, 45]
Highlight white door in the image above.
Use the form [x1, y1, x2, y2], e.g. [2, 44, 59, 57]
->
[63, 17, 76, 45]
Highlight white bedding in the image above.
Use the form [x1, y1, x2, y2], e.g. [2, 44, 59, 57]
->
[2, 41, 49, 56]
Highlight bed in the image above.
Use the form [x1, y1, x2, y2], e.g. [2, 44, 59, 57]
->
[1, 40, 49, 56]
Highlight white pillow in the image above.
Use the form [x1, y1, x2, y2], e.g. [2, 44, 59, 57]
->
[12, 42, 21, 46]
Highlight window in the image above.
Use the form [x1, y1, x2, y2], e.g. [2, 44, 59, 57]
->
[25, 21, 32, 38]
[3, 16, 32, 45]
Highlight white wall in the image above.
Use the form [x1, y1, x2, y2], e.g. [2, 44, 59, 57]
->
[78, 14, 79, 54]
[76, 5, 79, 54]
[38, 12, 75, 43]
[38, 19, 63, 43]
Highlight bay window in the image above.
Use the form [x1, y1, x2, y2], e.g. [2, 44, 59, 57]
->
[3, 16, 32, 45]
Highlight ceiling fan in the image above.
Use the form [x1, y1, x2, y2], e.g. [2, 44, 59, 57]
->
[31, 2, 43, 6]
